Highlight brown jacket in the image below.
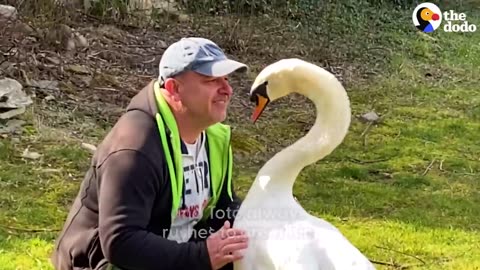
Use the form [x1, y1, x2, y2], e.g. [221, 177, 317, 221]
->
[51, 80, 242, 270]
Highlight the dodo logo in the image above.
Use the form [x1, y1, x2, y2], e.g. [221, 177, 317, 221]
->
[412, 2, 477, 33]
[412, 3, 442, 33]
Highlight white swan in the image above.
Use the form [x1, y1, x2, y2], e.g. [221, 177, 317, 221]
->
[232, 58, 375, 270]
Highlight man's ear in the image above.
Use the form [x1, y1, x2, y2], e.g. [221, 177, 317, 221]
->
[163, 78, 181, 102]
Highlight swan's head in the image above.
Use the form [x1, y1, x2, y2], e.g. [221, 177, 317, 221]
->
[249, 59, 302, 122]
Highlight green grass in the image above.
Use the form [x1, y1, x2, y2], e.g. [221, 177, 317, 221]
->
[1, 2, 479, 269]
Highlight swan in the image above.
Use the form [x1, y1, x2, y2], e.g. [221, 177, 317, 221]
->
[232, 58, 375, 270]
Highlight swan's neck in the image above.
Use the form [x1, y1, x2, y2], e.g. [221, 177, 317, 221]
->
[250, 74, 351, 196]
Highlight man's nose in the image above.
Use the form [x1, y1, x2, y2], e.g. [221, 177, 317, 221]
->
[219, 79, 233, 96]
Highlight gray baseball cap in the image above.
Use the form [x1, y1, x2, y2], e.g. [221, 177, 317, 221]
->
[158, 37, 248, 84]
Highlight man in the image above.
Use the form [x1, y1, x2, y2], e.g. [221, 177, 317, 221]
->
[51, 37, 249, 270]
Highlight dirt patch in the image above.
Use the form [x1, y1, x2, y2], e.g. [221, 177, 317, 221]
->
[0, 9, 368, 161]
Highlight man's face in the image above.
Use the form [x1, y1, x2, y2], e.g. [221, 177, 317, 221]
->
[174, 71, 233, 126]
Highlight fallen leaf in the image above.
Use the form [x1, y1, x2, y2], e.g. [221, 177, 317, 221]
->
[66, 65, 90, 75]
[81, 142, 97, 154]
[22, 148, 42, 160]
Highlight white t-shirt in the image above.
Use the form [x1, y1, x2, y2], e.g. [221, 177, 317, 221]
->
[167, 132, 211, 243]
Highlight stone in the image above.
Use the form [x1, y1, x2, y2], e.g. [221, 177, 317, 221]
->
[359, 111, 380, 123]
[0, 78, 32, 119]
[0, 119, 25, 134]
[0, 4, 17, 21]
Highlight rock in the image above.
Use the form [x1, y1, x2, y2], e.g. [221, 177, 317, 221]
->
[0, 78, 33, 119]
[0, 61, 16, 76]
[98, 50, 125, 62]
[22, 148, 42, 160]
[0, 4, 17, 21]
[0, 119, 25, 134]
[45, 24, 72, 43]
[14, 22, 35, 36]
[81, 142, 97, 154]
[41, 168, 61, 173]
[28, 80, 59, 91]
[97, 25, 124, 41]
[0, 78, 24, 108]
[45, 56, 61, 65]
[66, 38, 76, 51]
[156, 40, 168, 49]
[0, 107, 25, 119]
[65, 32, 88, 51]
[79, 75, 93, 87]
[44, 24, 86, 51]
[44, 95, 55, 101]
[359, 111, 380, 123]
[66, 64, 91, 75]
[74, 32, 88, 48]
[178, 14, 190, 22]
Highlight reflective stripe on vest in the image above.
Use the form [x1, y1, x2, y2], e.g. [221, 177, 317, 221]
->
[153, 81, 233, 220]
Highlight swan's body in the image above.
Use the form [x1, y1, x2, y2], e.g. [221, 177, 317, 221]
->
[233, 59, 375, 270]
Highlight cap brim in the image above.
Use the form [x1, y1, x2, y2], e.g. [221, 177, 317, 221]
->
[194, 59, 248, 77]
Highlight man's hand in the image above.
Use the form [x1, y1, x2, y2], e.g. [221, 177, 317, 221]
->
[206, 220, 248, 270]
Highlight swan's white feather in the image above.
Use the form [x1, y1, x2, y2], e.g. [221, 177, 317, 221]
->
[233, 58, 376, 270]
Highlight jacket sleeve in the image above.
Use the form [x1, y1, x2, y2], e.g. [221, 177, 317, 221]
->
[97, 149, 212, 270]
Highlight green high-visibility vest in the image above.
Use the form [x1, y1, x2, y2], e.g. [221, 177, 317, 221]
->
[153, 81, 234, 221]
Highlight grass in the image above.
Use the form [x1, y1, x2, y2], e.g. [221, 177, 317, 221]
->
[1, 1, 479, 269]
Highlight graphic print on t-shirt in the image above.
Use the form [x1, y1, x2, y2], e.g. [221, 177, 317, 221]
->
[167, 132, 211, 243]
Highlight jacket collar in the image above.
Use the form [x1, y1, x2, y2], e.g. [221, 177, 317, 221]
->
[126, 79, 159, 118]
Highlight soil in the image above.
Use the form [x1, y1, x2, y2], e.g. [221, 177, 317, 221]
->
[0, 12, 270, 126]
[0, 9, 357, 160]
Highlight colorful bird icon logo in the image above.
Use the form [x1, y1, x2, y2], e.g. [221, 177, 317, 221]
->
[412, 3, 442, 33]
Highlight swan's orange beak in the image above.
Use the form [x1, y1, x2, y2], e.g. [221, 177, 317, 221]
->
[252, 95, 269, 123]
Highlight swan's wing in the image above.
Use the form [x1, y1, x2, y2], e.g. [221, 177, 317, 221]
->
[307, 217, 376, 269]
